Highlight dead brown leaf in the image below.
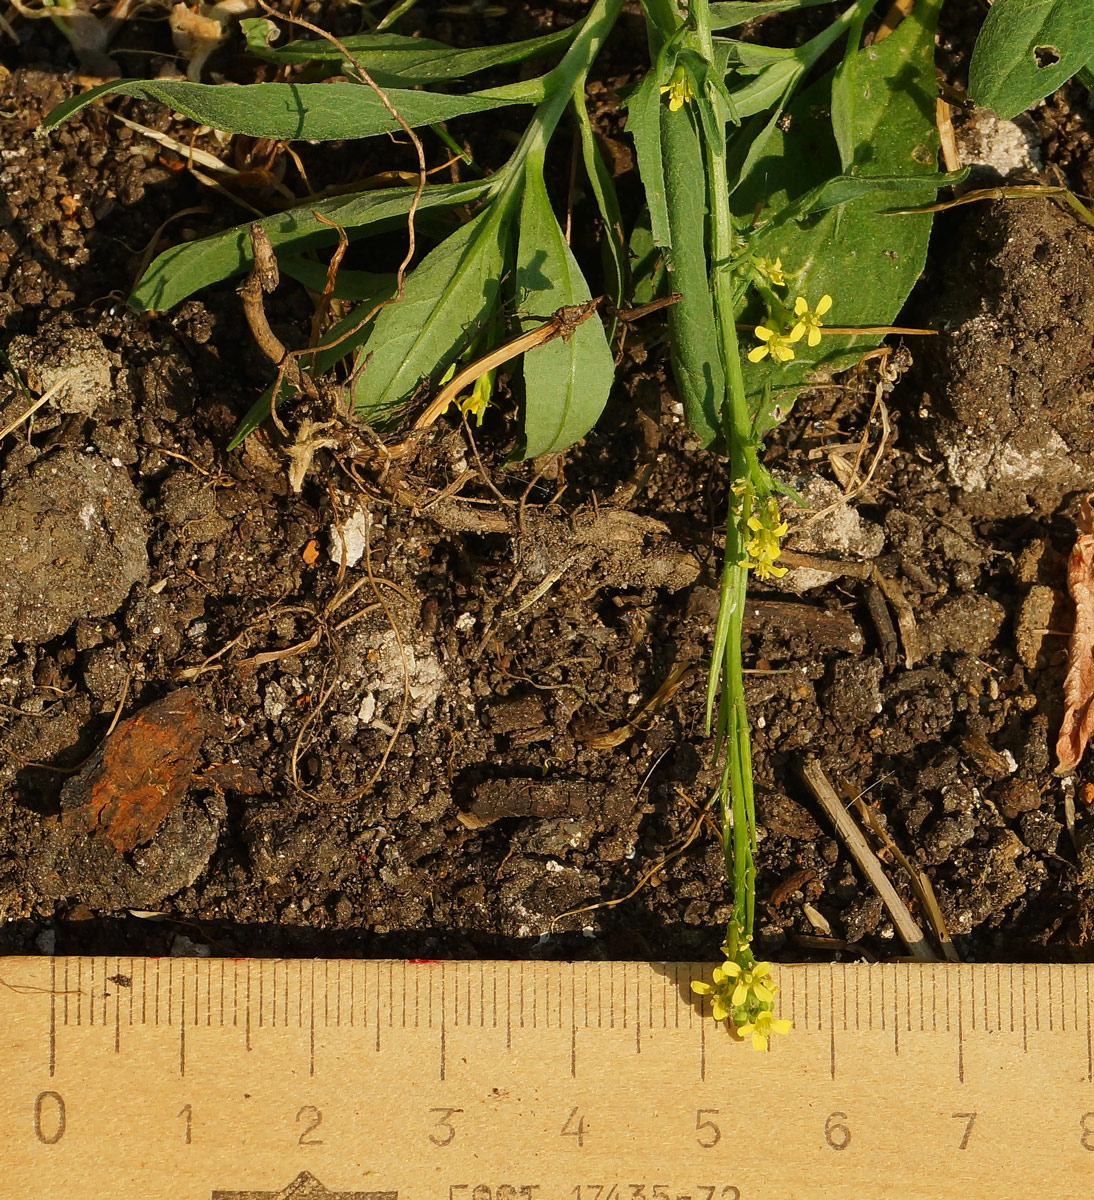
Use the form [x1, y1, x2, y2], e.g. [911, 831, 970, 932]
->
[61, 689, 204, 850]
[1056, 495, 1094, 773]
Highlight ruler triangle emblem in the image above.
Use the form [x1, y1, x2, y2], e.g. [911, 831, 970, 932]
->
[211, 1171, 399, 1200]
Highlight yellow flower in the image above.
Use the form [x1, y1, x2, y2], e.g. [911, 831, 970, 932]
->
[739, 495, 788, 579]
[737, 1009, 793, 1052]
[691, 960, 743, 1022]
[747, 322, 802, 363]
[790, 294, 833, 347]
[733, 960, 778, 1006]
[756, 257, 787, 286]
[456, 371, 494, 425]
[659, 65, 694, 112]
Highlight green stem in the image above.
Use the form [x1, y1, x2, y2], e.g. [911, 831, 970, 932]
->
[691, 0, 756, 945]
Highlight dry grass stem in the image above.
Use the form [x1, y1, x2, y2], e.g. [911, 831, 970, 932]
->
[800, 758, 936, 960]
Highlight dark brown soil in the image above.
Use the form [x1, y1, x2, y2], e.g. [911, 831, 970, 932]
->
[3, 7, 1094, 966]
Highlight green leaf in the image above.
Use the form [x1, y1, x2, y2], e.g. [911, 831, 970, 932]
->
[734, 0, 945, 429]
[625, 68, 672, 251]
[130, 179, 492, 311]
[42, 79, 524, 141]
[662, 103, 726, 447]
[276, 255, 393, 302]
[350, 191, 518, 420]
[238, 22, 577, 85]
[724, 0, 873, 122]
[830, 1, 879, 170]
[709, 0, 843, 29]
[968, 0, 1094, 119]
[572, 92, 626, 315]
[514, 164, 615, 459]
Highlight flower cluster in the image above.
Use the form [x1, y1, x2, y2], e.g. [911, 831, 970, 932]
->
[691, 943, 791, 1051]
[746, 279, 834, 364]
[732, 479, 788, 580]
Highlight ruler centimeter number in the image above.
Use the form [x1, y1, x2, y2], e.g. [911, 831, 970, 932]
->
[1, 957, 1093, 1199]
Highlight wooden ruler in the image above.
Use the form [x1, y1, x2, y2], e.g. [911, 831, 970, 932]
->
[1, 957, 1093, 1199]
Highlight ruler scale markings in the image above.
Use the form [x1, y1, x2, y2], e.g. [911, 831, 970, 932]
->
[635, 965, 641, 1054]
[505, 965, 511, 1049]
[829, 967, 836, 1079]
[439, 966, 446, 1082]
[245, 962, 251, 1051]
[572, 968, 581, 1072]
[1021, 965, 1028, 1052]
[893, 966, 899, 1056]
[374, 961, 380, 1051]
[971, 963, 977, 1031]
[10, 959, 1094, 1199]
[939, 963, 947, 1034]
[1009, 962, 1014, 1033]
[179, 965, 186, 1076]
[905, 963, 912, 1032]
[699, 1000, 706, 1081]
[308, 962, 316, 1076]
[1079, 964, 1089, 1089]
[48, 957, 56, 1077]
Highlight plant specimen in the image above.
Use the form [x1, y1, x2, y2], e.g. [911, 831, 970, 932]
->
[43, 0, 968, 1046]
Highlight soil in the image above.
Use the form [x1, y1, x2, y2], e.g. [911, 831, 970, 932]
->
[2, 6, 1094, 966]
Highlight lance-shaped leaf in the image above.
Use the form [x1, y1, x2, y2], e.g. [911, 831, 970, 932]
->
[43, 79, 525, 142]
[350, 191, 518, 420]
[240, 22, 577, 85]
[514, 165, 614, 459]
[130, 179, 492, 312]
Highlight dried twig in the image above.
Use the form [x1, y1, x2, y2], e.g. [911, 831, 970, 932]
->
[800, 758, 936, 960]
